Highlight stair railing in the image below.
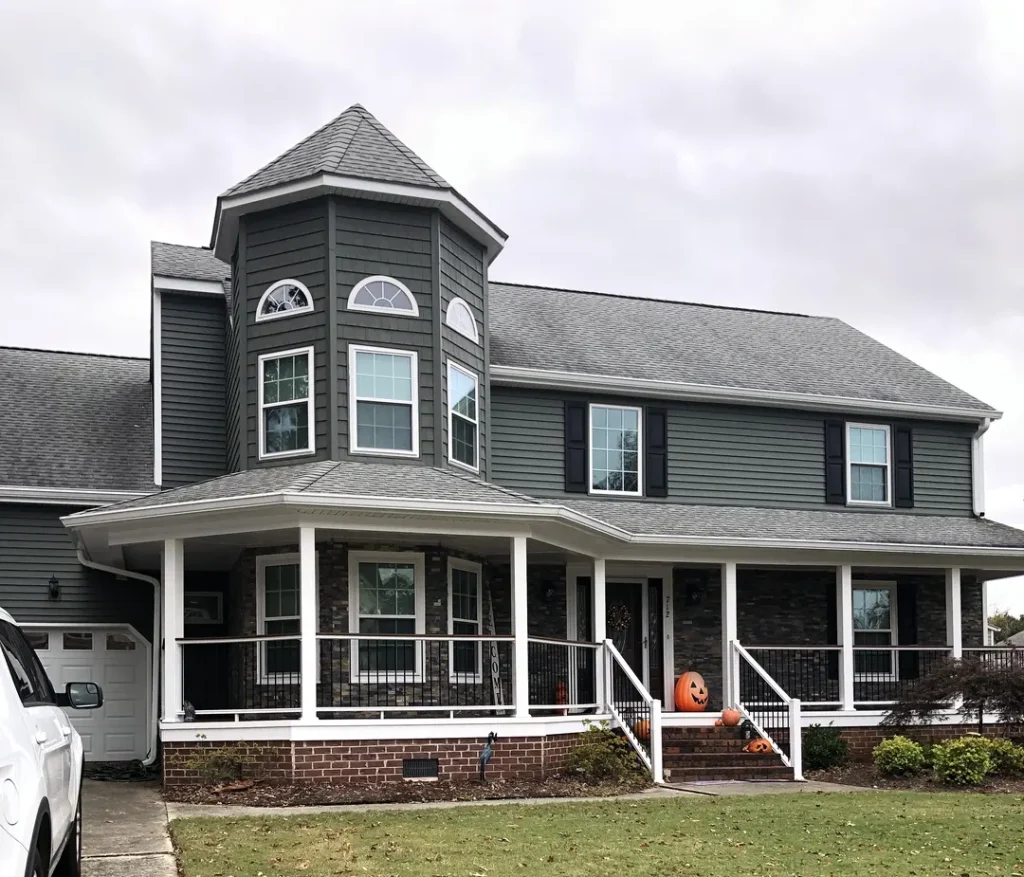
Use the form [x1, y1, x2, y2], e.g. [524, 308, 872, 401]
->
[602, 639, 663, 783]
[730, 640, 803, 781]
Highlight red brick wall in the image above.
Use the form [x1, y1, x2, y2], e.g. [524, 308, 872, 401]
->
[163, 733, 582, 786]
[838, 724, 1024, 762]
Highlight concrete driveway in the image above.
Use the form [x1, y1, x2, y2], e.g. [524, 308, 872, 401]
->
[82, 780, 176, 876]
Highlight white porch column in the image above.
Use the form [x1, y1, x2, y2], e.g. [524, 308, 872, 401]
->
[299, 526, 318, 721]
[161, 538, 184, 722]
[593, 558, 607, 707]
[720, 562, 738, 708]
[836, 565, 855, 710]
[946, 567, 963, 658]
[511, 535, 530, 718]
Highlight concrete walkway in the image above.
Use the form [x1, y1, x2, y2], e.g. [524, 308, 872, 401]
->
[82, 780, 176, 877]
[665, 779, 865, 796]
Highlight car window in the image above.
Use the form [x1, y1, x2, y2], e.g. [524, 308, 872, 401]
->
[0, 621, 55, 706]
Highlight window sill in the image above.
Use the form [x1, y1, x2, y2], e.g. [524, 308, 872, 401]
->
[350, 447, 420, 459]
[846, 500, 892, 508]
[259, 448, 316, 462]
[448, 458, 479, 475]
[588, 489, 643, 498]
[448, 673, 484, 685]
[350, 674, 425, 684]
[258, 677, 300, 686]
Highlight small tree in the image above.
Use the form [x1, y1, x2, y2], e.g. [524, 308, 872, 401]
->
[882, 656, 1024, 733]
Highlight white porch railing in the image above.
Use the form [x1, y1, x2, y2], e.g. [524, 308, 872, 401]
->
[604, 639, 663, 783]
[731, 641, 803, 781]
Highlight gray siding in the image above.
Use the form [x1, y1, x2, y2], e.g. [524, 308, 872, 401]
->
[160, 292, 227, 487]
[490, 386, 975, 515]
[439, 217, 487, 476]
[0, 505, 153, 639]
[225, 250, 243, 472]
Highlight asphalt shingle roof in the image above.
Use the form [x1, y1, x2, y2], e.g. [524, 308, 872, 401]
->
[151, 241, 230, 283]
[224, 105, 449, 198]
[0, 348, 155, 492]
[488, 283, 996, 413]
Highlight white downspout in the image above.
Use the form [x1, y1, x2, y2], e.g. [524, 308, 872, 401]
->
[972, 417, 991, 517]
[75, 549, 161, 767]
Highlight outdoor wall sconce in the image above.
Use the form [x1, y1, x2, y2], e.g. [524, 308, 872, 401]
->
[48, 575, 61, 601]
[684, 578, 704, 606]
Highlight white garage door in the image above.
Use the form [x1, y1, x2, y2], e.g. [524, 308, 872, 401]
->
[26, 626, 149, 762]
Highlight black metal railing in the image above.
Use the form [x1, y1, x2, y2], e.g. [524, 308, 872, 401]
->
[527, 637, 600, 713]
[852, 647, 951, 704]
[963, 647, 1024, 670]
[746, 647, 841, 707]
[179, 635, 301, 719]
[316, 634, 514, 717]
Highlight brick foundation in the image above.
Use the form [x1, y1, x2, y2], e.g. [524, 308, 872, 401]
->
[162, 733, 582, 786]
[835, 724, 1024, 762]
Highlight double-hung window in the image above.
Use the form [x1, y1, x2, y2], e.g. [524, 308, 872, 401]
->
[448, 559, 482, 680]
[589, 404, 642, 495]
[256, 555, 307, 683]
[852, 584, 897, 678]
[349, 345, 419, 456]
[349, 552, 425, 681]
[258, 347, 314, 459]
[448, 363, 478, 471]
[847, 423, 891, 505]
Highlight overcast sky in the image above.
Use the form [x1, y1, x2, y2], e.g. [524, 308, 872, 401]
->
[1, 1, 1021, 611]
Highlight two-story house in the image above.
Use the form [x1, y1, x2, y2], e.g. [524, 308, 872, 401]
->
[3, 105, 1024, 785]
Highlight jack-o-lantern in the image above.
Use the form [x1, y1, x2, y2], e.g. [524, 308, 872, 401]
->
[721, 708, 741, 727]
[633, 719, 651, 740]
[743, 738, 772, 754]
[674, 671, 709, 712]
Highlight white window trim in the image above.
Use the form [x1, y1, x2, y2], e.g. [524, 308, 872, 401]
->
[447, 558, 483, 683]
[852, 580, 898, 682]
[445, 297, 479, 343]
[846, 422, 892, 507]
[346, 275, 420, 317]
[256, 553, 317, 685]
[257, 346, 316, 461]
[348, 551, 426, 684]
[588, 403, 643, 497]
[348, 344, 420, 458]
[255, 279, 314, 323]
[447, 360, 480, 473]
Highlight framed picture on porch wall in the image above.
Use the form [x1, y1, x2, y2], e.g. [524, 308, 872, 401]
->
[184, 591, 224, 625]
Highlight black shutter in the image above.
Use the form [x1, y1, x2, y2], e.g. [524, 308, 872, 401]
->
[564, 401, 588, 493]
[893, 425, 914, 508]
[644, 407, 668, 497]
[897, 581, 919, 679]
[824, 420, 846, 504]
[826, 583, 839, 680]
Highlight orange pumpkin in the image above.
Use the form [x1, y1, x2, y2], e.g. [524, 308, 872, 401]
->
[633, 719, 651, 740]
[743, 738, 772, 754]
[674, 671, 709, 712]
[721, 708, 741, 727]
[714, 719, 723, 727]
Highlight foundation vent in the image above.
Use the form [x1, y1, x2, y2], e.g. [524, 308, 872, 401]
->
[402, 758, 439, 780]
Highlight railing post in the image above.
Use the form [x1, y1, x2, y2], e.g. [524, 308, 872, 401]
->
[836, 565, 855, 710]
[511, 535, 530, 718]
[946, 567, 963, 659]
[161, 538, 184, 722]
[720, 562, 738, 708]
[299, 525, 318, 722]
[788, 698, 803, 781]
[593, 558, 607, 709]
[650, 698, 664, 783]
[728, 640, 741, 709]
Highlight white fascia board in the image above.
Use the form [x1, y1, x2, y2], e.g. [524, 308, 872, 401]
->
[0, 486, 152, 506]
[212, 174, 508, 263]
[152, 276, 225, 296]
[152, 286, 162, 487]
[490, 365, 1002, 423]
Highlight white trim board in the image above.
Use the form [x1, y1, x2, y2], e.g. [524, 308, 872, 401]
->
[152, 276, 225, 296]
[152, 286, 162, 487]
[0, 486, 152, 506]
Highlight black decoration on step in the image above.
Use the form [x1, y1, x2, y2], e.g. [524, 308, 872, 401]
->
[479, 732, 498, 782]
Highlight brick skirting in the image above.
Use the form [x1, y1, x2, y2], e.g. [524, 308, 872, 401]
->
[162, 733, 582, 786]
[837, 724, 1024, 762]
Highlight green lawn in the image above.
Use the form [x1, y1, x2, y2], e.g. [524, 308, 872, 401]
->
[171, 792, 1024, 877]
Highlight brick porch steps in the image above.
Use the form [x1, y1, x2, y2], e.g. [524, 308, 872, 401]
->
[659, 725, 794, 782]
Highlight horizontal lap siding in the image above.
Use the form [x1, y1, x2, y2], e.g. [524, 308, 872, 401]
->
[490, 390, 564, 494]
[913, 424, 974, 515]
[0, 505, 152, 639]
[245, 202, 329, 467]
[439, 218, 487, 475]
[335, 201, 435, 462]
[161, 293, 227, 487]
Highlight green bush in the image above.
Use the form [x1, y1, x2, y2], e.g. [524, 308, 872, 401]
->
[981, 738, 1024, 776]
[566, 720, 640, 782]
[873, 736, 926, 776]
[803, 724, 848, 771]
[182, 734, 267, 785]
[932, 737, 992, 786]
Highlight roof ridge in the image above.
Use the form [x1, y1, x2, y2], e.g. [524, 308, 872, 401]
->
[429, 464, 542, 505]
[329, 111, 365, 174]
[0, 345, 149, 362]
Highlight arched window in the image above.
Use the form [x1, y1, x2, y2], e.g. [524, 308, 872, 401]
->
[445, 297, 479, 343]
[256, 280, 314, 322]
[347, 276, 419, 316]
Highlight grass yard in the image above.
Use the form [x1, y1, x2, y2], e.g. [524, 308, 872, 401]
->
[171, 792, 1024, 877]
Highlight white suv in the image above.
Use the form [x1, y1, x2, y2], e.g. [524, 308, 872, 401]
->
[0, 607, 102, 877]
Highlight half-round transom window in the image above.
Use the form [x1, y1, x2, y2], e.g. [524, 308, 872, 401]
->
[256, 279, 314, 322]
[445, 297, 479, 343]
[347, 276, 419, 316]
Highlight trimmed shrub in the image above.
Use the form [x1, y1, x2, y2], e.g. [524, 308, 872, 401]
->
[803, 724, 848, 771]
[982, 738, 1024, 776]
[566, 721, 641, 782]
[873, 736, 925, 776]
[932, 737, 992, 786]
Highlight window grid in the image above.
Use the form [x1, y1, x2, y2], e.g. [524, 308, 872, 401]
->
[349, 346, 419, 457]
[445, 297, 479, 343]
[448, 363, 479, 471]
[590, 404, 642, 495]
[347, 275, 419, 316]
[261, 562, 300, 679]
[846, 423, 890, 505]
[449, 561, 482, 679]
[259, 348, 314, 459]
[256, 279, 313, 322]
[853, 584, 897, 677]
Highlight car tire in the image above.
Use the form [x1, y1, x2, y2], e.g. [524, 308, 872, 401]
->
[29, 848, 46, 877]
[52, 791, 82, 877]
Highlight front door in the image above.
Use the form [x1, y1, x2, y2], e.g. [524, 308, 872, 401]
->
[607, 583, 644, 680]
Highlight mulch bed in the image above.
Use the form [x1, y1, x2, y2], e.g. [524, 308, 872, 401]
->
[809, 763, 1024, 793]
[163, 775, 651, 807]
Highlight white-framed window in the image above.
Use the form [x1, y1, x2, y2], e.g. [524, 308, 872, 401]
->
[258, 347, 315, 459]
[447, 362, 479, 472]
[348, 345, 419, 457]
[347, 275, 419, 316]
[589, 404, 642, 495]
[448, 558, 483, 681]
[256, 554, 313, 684]
[445, 297, 479, 343]
[853, 582, 897, 678]
[846, 423, 891, 506]
[348, 551, 425, 682]
[255, 279, 314, 322]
